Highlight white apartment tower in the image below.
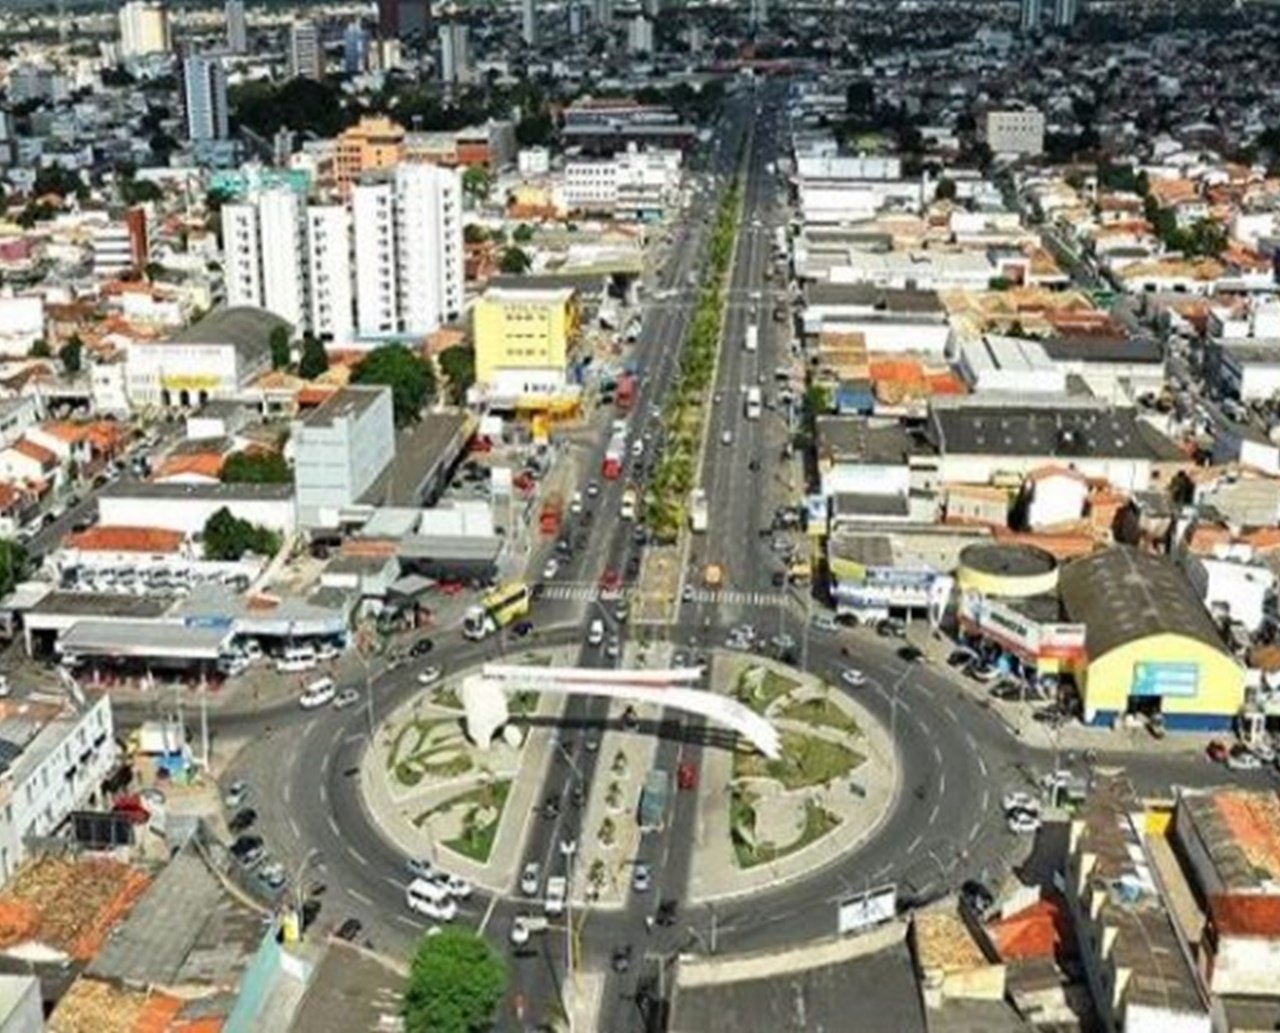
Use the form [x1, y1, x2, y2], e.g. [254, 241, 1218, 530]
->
[627, 14, 653, 53]
[439, 22, 470, 84]
[225, 0, 247, 53]
[352, 180, 400, 337]
[222, 189, 308, 331]
[1020, 0, 1042, 32]
[522, 0, 537, 45]
[119, 0, 171, 58]
[289, 19, 323, 79]
[749, 0, 768, 28]
[182, 54, 229, 141]
[394, 163, 463, 335]
[306, 206, 355, 344]
[1052, 0, 1079, 28]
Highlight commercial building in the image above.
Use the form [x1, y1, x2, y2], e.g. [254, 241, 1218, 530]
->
[118, 0, 171, 58]
[1058, 546, 1244, 729]
[473, 285, 579, 402]
[1214, 340, 1280, 402]
[439, 21, 470, 84]
[0, 693, 116, 886]
[627, 15, 654, 54]
[182, 53, 229, 143]
[984, 109, 1046, 157]
[222, 188, 308, 332]
[125, 306, 282, 409]
[563, 148, 682, 219]
[1064, 775, 1211, 1033]
[289, 19, 323, 80]
[334, 116, 406, 195]
[292, 386, 396, 530]
[802, 284, 951, 356]
[225, 0, 247, 52]
[96, 480, 296, 536]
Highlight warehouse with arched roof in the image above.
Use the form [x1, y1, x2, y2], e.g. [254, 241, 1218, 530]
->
[1059, 546, 1244, 730]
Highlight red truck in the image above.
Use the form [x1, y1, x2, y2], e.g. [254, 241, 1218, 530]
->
[539, 493, 564, 536]
[601, 433, 626, 480]
[616, 373, 636, 412]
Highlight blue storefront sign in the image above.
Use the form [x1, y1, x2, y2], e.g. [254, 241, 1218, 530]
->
[1131, 662, 1200, 699]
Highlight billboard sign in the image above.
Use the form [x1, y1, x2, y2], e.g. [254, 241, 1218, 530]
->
[838, 884, 897, 935]
[1132, 662, 1199, 698]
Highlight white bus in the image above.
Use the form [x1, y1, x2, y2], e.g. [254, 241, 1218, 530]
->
[744, 387, 762, 420]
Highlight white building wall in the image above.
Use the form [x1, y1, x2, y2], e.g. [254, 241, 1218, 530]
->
[124, 341, 242, 408]
[940, 454, 1152, 493]
[222, 202, 262, 310]
[97, 492, 296, 535]
[1183, 555, 1273, 633]
[292, 388, 395, 528]
[352, 181, 400, 337]
[256, 189, 307, 332]
[821, 463, 911, 499]
[307, 205, 354, 344]
[1025, 473, 1088, 528]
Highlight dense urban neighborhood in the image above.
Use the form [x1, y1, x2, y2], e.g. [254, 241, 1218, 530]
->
[1, 0, 1280, 1031]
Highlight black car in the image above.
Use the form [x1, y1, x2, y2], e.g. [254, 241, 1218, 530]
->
[898, 645, 924, 663]
[555, 537, 572, 555]
[632, 526, 646, 545]
[230, 834, 263, 857]
[611, 945, 633, 973]
[622, 706, 639, 731]
[947, 649, 977, 669]
[655, 899, 678, 927]
[877, 619, 907, 638]
[989, 683, 1022, 702]
[336, 917, 363, 941]
[228, 808, 257, 833]
[410, 638, 434, 657]
[961, 880, 995, 917]
[542, 796, 560, 820]
[511, 620, 534, 638]
[626, 556, 642, 577]
[771, 570, 786, 587]
[571, 783, 586, 808]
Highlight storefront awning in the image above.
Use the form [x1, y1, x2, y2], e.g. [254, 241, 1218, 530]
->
[61, 621, 231, 661]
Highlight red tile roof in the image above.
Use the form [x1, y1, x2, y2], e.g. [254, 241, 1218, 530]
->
[10, 439, 57, 468]
[65, 526, 184, 553]
[153, 453, 225, 481]
[1209, 894, 1280, 938]
[987, 896, 1070, 961]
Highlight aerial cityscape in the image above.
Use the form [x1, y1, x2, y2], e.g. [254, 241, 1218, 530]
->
[0, 0, 1279, 1030]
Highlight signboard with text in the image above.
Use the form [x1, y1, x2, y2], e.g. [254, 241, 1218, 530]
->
[1131, 662, 1200, 699]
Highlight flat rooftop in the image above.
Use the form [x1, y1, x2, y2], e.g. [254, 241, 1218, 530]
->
[301, 385, 389, 428]
[360, 412, 469, 509]
[288, 942, 405, 1033]
[99, 479, 295, 501]
[930, 405, 1182, 462]
[816, 417, 936, 464]
[959, 542, 1058, 579]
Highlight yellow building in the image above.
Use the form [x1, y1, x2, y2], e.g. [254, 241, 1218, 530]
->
[1058, 546, 1244, 731]
[472, 286, 579, 405]
[334, 116, 405, 195]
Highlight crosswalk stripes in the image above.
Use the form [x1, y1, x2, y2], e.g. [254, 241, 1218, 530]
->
[538, 583, 788, 609]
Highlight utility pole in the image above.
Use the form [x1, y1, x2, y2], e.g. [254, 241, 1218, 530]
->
[200, 676, 210, 770]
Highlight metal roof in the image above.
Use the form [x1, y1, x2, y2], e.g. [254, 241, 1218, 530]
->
[60, 620, 231, 659]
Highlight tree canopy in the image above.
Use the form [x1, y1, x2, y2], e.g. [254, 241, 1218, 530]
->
[0, 539, 26, 597]
[437, 344, 475, 406]
[402, 929, 506, 1033]
[351, 345, 436, 425]
[230, 78, 353, 139]
[202, 507, 281, 561]
[298, 335, 330, 380]
[499, 246, 531, 275]
[269, 326, 291, 371]
[60, 335, 83, 375]
[220, 450, 292, 485]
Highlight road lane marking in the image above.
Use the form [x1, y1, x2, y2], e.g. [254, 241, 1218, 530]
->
[478, 894, 500, 936]
[330, 727, 343, 752]
[283, 781, 292, 808]
[383, 876, 403, 891]
[942, 704, 958, 724]
[980, 789, 990, 813]
[319, 781, 328, 805]
[907, 834, 922, 855]
[931, 744, 943, 765]
[327, 815, 340, 837]
[939, 773, 946, 797]
[394, 914, 421, 928]
[321, 752, 331, 779]
[928, 804, 939, 826]
[977, 755, 988, 778]
[348, 847, 369, 867]
[969, 823, 982, 844]
[965, 733, 977, 752]
[288, 816, 300, 840]
[348, 888, 373, 906]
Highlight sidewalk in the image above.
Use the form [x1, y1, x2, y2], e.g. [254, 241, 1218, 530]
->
[900, 623, 1221, 758]
[687, 652, 900, 905]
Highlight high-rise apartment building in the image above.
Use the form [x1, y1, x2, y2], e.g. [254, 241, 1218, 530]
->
[522, 0, 537, 45]
[343, 21, 368, 73]
[225, 0, 247, 53]
[378, 0, 431, 39]
[439, 22, 470, 84]
[289, 19, 323, 80]
[222, 189, 308, 331]
[118, 0, 171, 58]
[394, 164, 463, 335]
[306, 206, 355, 344]
[182, 54, 228, 142]
[1020, 0, 1042, 32]
[627, 15, 653, 54]
[1052, 0, 1079, 29]
[351, 180, 400, 338]
[334, 116, 406, 195]
[749, 0, 768, 28]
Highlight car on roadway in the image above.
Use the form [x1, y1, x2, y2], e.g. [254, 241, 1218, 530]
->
[299, 677, 336, 709]
[432, 873, 474, 900]
[1227, 746, 1264, 771]
[336, 918, 364, 942]
[588, 619, 605, 647]
[656, 899, 679, 926]
[406, 879, 457, 922]
[1001, 792, 1040, 815]
[677, 762, 698, 791]
[230, 835, 265, 868]
[333, 687, 360, 710]
[224, 780, 249, 810]
[406, 857, 437, 881]
[612, 944, 633, 973]
[228, 808, 257, 833]
[721, 430, 733, 446]
[510, 914, 548, 948]
[841, 668, 867, 687]
[570, 492, 584, 515]
[809, 614, 839, 633]
[586, 480, 600, 498]
[614, 599, 629, 622]
[632, 862, 652, 893]
[543, 557, 560, 580]
[258, 860, 287, 891]
[1007, 810, 1041, 835]
[605, 635, 621, 660]
[947, 648, 978, 669]
[897, 645, 924, 664]
[520, 862, 542, 896]
[511, 619, 534, 638]
[417, 666, 443, 686]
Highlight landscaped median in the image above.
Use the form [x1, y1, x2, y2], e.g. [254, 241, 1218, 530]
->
[644, 177, 744, 543]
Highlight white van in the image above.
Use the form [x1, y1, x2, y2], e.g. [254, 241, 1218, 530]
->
[299, 677, 336, 709]
[276, 646, 317, 673]
[406, 878, 458, 921]
[588, 619, 605, 646]
[544, 876, 567, 917]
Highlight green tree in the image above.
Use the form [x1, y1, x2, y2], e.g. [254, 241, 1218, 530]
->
[437, 344, 476, 405]
[499, 246, 531, 275]
[463, 224, 489, 244]
[512, 222, 535, 243]
[0, 539, 26, 597]
[121, 176, 162, 206]
[29, 339, 51, 358]
[352, 345, 436, 426]
[402, 929, 506, 1033]
[934, 176, 957, 202]
[269, 325, 291, 371]
[202, 507, 281, 561]
[462, 165, 491, 201]
[298, 335, 330, 380]
[60, 334, 83, 375]
[515, 113, 554, 148]
[220, 450, 292, 484]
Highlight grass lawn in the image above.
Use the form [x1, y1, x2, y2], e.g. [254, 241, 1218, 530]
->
[733, 800, 842, 869]
[389, 718, 467, 785]
[435, 780, 512, 863]
[733, 731, 864, 790]
[777, 696, 861, 738]
[735, 667, 799, 715]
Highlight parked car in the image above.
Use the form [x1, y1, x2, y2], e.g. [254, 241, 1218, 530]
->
[612, 944, 633, 973]
[897, 645, 923, 663]
[1007, 810, 1041, 835]
[335, 918, 364, 942]
[1206, 740, 1230, 763]
[511, 619, 534, 638]
[406, 857, 437, 881]
[228, 808, 257, 833]
[333, 688, 360, 710]
[1001, 791, 1040, 815]
[1227, 745, 1263, 771]
[224, 780, 250, 810]
[520, 862, 541, 896]
[632, 862, 652, 893]
[417, 666, 443, 686]
[299, 677, 336, 710]
[410, 638, 435, 657]
[841, 668, 867, 687]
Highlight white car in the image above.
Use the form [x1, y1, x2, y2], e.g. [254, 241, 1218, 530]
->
[841, 668, 866, 687]
[587, 619, 605, 647]
[417, 666, 443, 686]
[809, 614, 839, 633]
[542, 558, 560, 580]
[570, 492, 584, 515]
[630, 440, 644, 458]
[586, 480, 601, 498]
[721, 430, 733, 446]
[1007, 811, 1041, 835]
[299, 677, 336, 709]
[1002, 791, 1040, 815]
[544, 876, 567, 916]
[1227, 750, 1264, 771]
[433, 873, 474, 900]
[520, 861, 541, 896]
[333, 688, 360, 710]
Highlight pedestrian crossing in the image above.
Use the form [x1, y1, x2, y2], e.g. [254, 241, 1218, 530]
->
[538, 583, 789, 608]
